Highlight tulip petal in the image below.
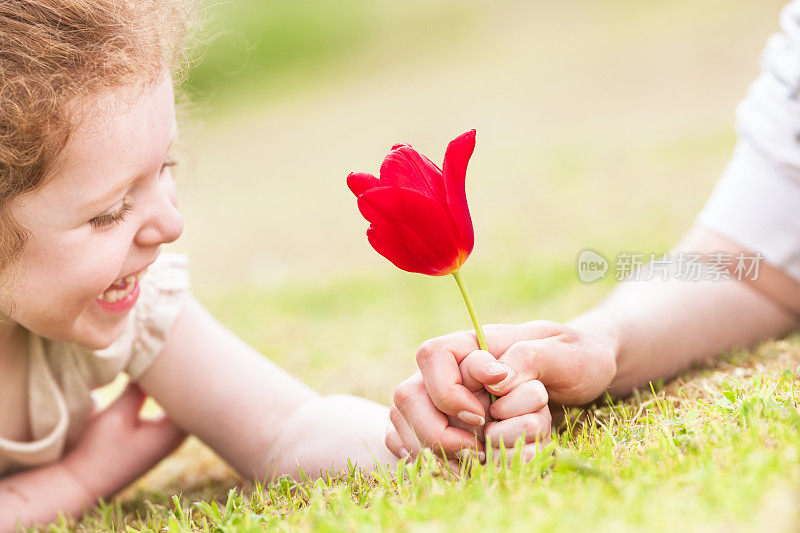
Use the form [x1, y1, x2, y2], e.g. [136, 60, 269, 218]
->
[357, 186, 463, 275]
[379, 145, 446, 202]
[347, 172, 380, 197]
[367, 224, 448, 276]
[442, 129, 476, 253]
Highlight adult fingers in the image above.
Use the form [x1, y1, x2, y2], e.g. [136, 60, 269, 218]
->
[416, 324, 524, 420]
[389, 404, 421, 456]
[488, 380, 548, 420]
[496, 321, 617, 405]
[484, 409, 552, 447]
[483, 339, 563, 397]
[459, 350, 509, 392]
[394, 373, 483, 457]
[385, 423, 407, 460]
[416, 334, 486, 421]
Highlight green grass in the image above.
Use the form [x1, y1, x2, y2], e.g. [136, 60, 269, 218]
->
[42, 332, 800, 531]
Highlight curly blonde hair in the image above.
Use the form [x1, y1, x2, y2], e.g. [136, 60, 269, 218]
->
[0, 0, 198, 271]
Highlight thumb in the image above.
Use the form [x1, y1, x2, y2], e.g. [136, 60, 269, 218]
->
[459, 350, 507, 391]
[481, 339, 556, 397]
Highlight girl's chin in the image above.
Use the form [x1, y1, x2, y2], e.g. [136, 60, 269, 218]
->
[74, 321, 128, 350]
[73, 305, 133, 350]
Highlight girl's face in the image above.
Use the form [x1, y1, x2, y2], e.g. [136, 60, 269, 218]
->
[1, 73, 184, 350]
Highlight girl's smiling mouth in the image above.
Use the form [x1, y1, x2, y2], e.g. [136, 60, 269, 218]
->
[95, 265, 149, 313]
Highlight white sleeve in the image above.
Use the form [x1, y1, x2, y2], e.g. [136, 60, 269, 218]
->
[695, 0, 800, 283]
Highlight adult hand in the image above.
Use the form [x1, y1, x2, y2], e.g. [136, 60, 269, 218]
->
[386, 320, 617, 459]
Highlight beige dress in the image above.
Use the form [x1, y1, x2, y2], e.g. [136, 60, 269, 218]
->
[0, 253, 190, 476]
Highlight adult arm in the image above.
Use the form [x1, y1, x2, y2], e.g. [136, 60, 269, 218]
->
[574, 225, 800, 398]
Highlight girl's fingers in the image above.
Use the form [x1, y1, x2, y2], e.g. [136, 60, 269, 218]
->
[484, 409, 552, 446]
[458, 350, 508, 392]
[389, 404, 421, 456]
[104, 383, 147, 420]
[488, 380, 548, 420]
[86, 383, 148, 431]
[134, 416, 187, 453]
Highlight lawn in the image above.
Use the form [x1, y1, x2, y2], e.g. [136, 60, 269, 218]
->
[59, 335, 800, 532]
[31, 0, 800, 531]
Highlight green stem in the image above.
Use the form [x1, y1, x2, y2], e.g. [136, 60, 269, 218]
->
[452, 269, 498, 403]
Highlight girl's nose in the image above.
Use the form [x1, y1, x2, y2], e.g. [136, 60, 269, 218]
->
[135, 175, 184, 247]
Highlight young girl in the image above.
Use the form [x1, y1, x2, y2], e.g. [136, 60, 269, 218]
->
[0, 1, 394, 529]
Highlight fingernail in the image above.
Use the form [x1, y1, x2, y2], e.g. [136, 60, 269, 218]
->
[399, 447, 410, 458]
[486, 362, 509, 377]
[457, 410, 485, 426]
[455, 449, 486, 463]
[486, 368, 516, 393]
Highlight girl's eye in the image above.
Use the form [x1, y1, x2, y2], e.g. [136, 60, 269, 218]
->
[88, 157, 175, 230]
[89, 199, 133, 230]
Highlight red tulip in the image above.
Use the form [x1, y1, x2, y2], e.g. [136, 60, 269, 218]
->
[347, 129, 476, 276]
[348, 129, 498, 405]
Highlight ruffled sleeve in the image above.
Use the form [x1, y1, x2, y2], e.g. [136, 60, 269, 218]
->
[126, 252, 190, 381]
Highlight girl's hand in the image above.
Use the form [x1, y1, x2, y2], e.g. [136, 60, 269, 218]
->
[61, 383, 187, 502]
[385, 320, 617, 460]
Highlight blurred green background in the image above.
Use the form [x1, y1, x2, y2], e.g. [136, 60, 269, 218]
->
[167, 0, 786, 403]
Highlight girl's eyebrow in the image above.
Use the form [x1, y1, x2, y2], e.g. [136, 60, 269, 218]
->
[83, 174, 138, 212]
[82, 127, 178, 212]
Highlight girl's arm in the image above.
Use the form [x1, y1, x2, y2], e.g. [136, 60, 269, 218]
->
[0, 385, 185, 532]
[137, 294, 396, 482]
[0, 460, 93, 532]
